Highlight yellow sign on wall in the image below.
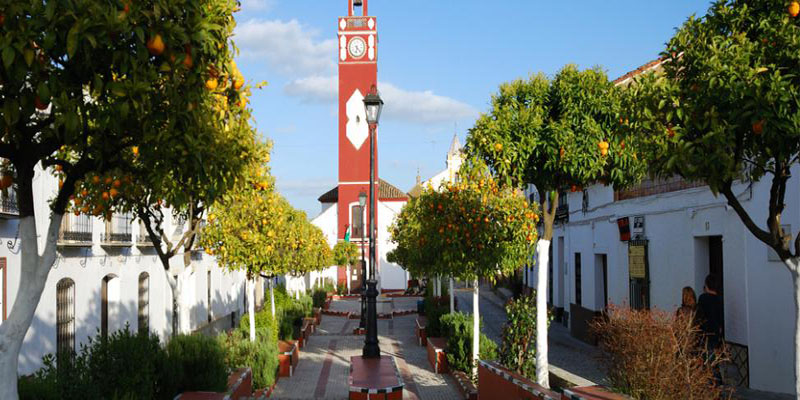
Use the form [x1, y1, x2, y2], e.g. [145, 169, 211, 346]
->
[628, 244, 647, 279]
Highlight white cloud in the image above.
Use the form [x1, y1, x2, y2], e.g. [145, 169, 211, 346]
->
[284, 75, 338, 103]
[234, 19, 337, 76]
[282, 76, 478, 124]
[379, 83, 479, 124]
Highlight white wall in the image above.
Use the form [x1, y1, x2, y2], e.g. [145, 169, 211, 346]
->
[0, 163, 247, 375]
[546, 167, 800, 395]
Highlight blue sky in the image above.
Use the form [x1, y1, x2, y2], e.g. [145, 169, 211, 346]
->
[232, 0, 711, 216]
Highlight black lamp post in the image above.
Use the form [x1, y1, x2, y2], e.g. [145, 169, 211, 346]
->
[358, 190, 367, 331]
[362, 85, 383, 358]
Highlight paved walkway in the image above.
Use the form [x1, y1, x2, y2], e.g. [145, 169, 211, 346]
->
[453, 284, 607, 386]
[270, 297, 462, 400]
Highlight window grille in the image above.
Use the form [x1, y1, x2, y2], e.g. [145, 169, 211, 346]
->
[351, 205, 364, 239]
[138, 272, 150, 334]
[56, 278, 75, 355]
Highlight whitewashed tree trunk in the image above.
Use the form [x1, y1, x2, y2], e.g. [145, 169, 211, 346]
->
[785, 257, 800, 397]
[270, 278, 276, 318]
[0, 215, 63, 400]
[535, 240, 551, 388]
[472, 278, 480, 377]
[248, 278, 256, 342]
[450, 276, 455, 313]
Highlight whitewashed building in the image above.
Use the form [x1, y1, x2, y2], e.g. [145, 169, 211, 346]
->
[523, 62, 800, 395]
[0, 164, 248, 376]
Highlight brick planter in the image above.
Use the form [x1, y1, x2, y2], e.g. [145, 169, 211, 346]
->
[176, 367, 252, 400]
[562, 386, 632, 400]
[426, 337, 448, 374]
[278, 340, 299, 377]
[477, 360, 560, 400]
[313, 307, 322, 325]
[415, 316, 427, 346]
[452, 370, 478, 400]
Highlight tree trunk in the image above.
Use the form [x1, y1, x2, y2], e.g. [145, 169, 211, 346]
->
[164, 270, 183, 337]
[248, 278, 256, 342]
[450, 276, 455, 313]
[535, 240, 551, 388]
[472, 278, 480, 377]
[270, 278, 276, 318]
[0, 215, 62, 400]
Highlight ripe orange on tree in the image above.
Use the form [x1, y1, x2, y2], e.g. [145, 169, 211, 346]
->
[147, 34, 165, 56]
[790, 1, 799, 17]
[753, 120, 764, 135]
[494, 142, 503, 151]
[206, 78, 218, 91]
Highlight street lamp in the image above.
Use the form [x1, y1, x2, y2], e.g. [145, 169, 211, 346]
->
[362, 85, 383, 358]
[358, 190, 367, 332]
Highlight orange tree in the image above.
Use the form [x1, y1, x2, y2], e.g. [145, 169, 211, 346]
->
[332, 240, 359, 291]
[625, 0, 800, 393]
[0, 0, 243, 395]
[465, 65, 645, 386]
[389, 158, 537, 374]
[201, 165, 332, 339]
[64, 69, 259, 336]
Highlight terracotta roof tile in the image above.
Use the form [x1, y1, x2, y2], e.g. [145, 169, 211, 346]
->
[612, 58, 665, 86]
[317, 179, 408, 203]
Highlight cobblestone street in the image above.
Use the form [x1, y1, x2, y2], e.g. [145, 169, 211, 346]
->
[270, 297, 462, 400]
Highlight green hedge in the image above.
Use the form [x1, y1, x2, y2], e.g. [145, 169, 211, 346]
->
[18, 325, 224, 400]
[423, 296, 449, 338]
[166, 334, 228, 394]
[440, 312, 498, 375]
[217, 330, 279, 390]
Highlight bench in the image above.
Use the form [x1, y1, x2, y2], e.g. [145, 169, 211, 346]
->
[415, 316, 427, 346]
[426, 337, 448, 374]
[278, 340, 299, 377]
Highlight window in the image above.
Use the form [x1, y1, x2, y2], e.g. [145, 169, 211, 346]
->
[1, 258, 6, 321]
[59, 213, 93, 243]
[101, 274, 119, 338]
[56, 278, 75, 354]
[207, 271, 212, 323]
[575, 253, 582, 306]
[351, 205, 364, 239]
[103, 213, 133, 243]
[138, 272, 150, 334]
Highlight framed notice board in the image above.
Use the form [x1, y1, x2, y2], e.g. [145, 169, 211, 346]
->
[628, 240, 650, 310]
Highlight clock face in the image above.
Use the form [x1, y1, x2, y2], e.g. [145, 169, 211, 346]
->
[348, 37, 366, 59]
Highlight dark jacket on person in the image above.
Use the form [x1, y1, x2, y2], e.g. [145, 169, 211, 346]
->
[696, 293, 723, 348]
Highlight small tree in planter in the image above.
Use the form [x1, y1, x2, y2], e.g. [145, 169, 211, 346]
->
[332, 240, 359, 293]
[500, 293, 549, 381]
[390, 159, 536, 375]
[466, 65, 646, 386]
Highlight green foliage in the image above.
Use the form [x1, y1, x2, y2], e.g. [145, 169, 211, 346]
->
[239, 308, 279, 343]
[389, 160, 538, 282]
[423, 296, 450, 338]
[312, 288, 329, 308]
[216, 331, 279, 390]
[166, 334, 228, 394]
[627, 0, 800, 261]
[332, 241, 360, 266]
[500, 293, 549, 381]
[440, 312, 498, 375]
[18, 326, 199, 400]
[201, 157, 333, 279]
[466, 65, 645, 239]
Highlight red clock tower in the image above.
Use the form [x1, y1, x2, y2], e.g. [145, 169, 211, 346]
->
[337, 1, 378, 260]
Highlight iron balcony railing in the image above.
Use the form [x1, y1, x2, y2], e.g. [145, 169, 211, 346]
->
[1, 193, 19, 215]
[58, 230, 93, 244]
[101, 232, 133, 244]
[554, 204, 569, 223]
[137, 233, 154, 246]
